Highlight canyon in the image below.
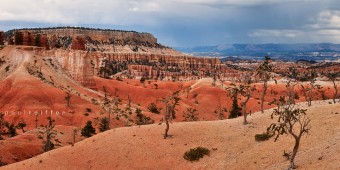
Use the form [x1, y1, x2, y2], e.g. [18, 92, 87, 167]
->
[0, 27, 339, 169]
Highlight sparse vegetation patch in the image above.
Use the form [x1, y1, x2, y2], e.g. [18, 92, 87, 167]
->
[183, 147, 210, 162]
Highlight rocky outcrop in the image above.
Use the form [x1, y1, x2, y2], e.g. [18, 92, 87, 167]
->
[12, 31, 49, 49]
[0, 31, 4, 45]
[71, 36, 86, 50]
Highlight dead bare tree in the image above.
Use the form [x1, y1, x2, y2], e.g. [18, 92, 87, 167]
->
[323, 72, 339, 103]
[267, 97, 311, 169]
[227, 73, 255, 124]
[161, 90, 180, 139]
[218, 73, 225, 88]
[300, 69, 318, 107]
[239, 73, 256, 125]
[65, 92, 71, 107]
[214, 97, 226, 120]
[285, 67, 300, 104]
[256, 56, 274, 113]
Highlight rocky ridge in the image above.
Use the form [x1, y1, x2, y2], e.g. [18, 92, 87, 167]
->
[2, 27, 235, 88]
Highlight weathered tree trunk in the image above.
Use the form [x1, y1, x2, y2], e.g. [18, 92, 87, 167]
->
[164, 104, 171, 139]
[308, 91, 312, 106]
[261, 81, 268, 113]
[242, 103, 247, 125]
[290, 137, 301, 169]
[164, 116, 169, 139]
[242, 95, 250, 125]
[332, 81, 338, 104]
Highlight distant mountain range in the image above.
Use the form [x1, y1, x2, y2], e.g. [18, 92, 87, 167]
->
[175, 43, 340, 61]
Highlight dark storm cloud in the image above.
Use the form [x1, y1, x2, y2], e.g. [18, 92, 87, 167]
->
[0, 0, 340, 46]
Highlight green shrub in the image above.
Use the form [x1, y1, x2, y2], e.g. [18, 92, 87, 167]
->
[99, 117, 110, 132]
[255, 132, 272, 141]
[135, 109, 154, 125]
[183, 147, 210, 162]
[147, 103, 160, 114]
[86, 108, 92, 112]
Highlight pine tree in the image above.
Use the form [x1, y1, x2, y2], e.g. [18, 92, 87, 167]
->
[39, 117, 58, 152]
[16, 119, 27, 133]
[99, 117, 110, 132]
[229, 91, 242, 119]
[81, 121, 96, 137]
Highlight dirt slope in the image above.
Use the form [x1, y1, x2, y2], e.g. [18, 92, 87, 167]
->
[3, 100, 339, 170]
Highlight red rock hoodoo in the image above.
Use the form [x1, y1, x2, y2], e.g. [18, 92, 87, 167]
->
[71, 35, 86, 50]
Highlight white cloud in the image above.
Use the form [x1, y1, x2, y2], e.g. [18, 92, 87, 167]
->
[128, 2, 160, 12]
[0, 0, 313, 25]
[248, 29, 303, 38]
[1, 0, 340, 45]
[308, 10, 340, 29]
[176, 0, 313, 7]
[248, 28, 340, 43]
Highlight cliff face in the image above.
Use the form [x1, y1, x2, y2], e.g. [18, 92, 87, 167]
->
[12, 31, 49, 49]
[4, 27, 230, 87]
[7, 28, 166, 53]
[36, 49, 228, 88]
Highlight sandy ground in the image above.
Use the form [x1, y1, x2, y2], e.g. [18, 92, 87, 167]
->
[2, 100, 339, 170]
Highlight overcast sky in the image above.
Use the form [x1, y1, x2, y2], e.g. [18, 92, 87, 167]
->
[1, 0, 340, 47]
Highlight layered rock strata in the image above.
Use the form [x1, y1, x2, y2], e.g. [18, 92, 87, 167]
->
[4, 27, 238, 87]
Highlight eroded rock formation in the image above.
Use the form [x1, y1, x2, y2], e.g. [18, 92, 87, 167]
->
[7, 27, 167, 53]
[11, 31, 49, 49]
[71, 35, 86, 50]
[4, 27, 238, 87]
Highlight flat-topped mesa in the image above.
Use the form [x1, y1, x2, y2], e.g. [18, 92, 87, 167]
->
[35, 28, 157, 44]
[0, 31, 4, 45]
[6, 27, 170, 53]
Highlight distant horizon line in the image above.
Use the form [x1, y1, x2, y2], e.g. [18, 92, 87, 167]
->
[176, 43, 340, 48]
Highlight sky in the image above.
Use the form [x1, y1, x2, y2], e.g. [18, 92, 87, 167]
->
[1, 0, 340, 47]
